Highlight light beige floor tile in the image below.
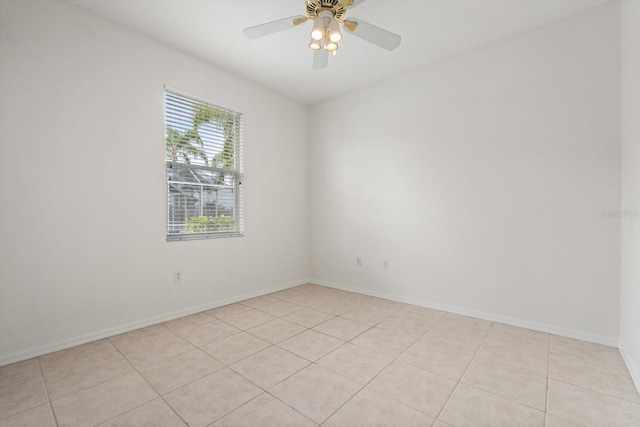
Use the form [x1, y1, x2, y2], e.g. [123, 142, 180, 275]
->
[0, 375, 48, 419]
[367, 300, 406, 313]
[284, 295, 319, 307]
[430, 313, 492, 337]
[461, 357, 547, 410]
[163, 313, 216, 337]
[180, 320, 241, 347]
[440, 383, 545, 427]
[201, 332, 271, 365]
[205, 303, 252, 319]
[246, 318, 306, 344]
[139, 348, 223, 395]
[164, 368, 261, 427]
[51, 372, 157, 427]
[352, 295, 382, 305]
[351, 327, 420, 357]
[268, 288, 306, 301]
[324, 388, 435, 427]
[222, 309, 276, 330]
[240, 295, 280, 308]
[8, 285, 639, 427]
[98, 398, 186, 427]
[316, 343, 394, 385]
[310, 301, 355, 316]
[0, 359, 41, 388]
[474, 340, 548, 377]
[312, 296, 344, 307]
[109, 325, 194, 369]
[282, 308, 335, 328]
[375, 317, 429, 335]
[279, 330, 344, 362]
[550, 335, 617, 357]
[550, 351, 640, 403]
[298, 283, 329, 292]
[213, 393, 317, 427]
[270, 364, 361, 424]
[547, 379, 640, 427]
[0, 404, 56, 427]
[305, 289, 336, 299]
[312, 317, 371, 341]
[545, 413, 584, 427]
[314, 295, 350, 306]
[231, 346, 309, 389]
[399, 340, 474, 380]
[481, 328, 549, 367]
[257, 300, 305, 317]
[340, 307, 393, 326]
[392, 304, 447, 322]
[368, 360, 457, 417]
[377, 310, 442, 334]
[419, 327, 485, 354]
[487, 323, 549, 349]
[39, 339, 133, 400]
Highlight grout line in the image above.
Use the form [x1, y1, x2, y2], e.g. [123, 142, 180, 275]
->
[227, 390, 319, 426]
[311, 306, 451, 424]
[549, 376, 640, 406]
[432, 322, 496, 424]
[108, 338, 190, 426]
[545, 333, 551, 423]
[8, 284, 635, 426]
[263, 361, 355, 426]
[217, 311, 280, 331]
[277, 305, 408, 423]
[36, 357, 60, 427]
[194, 293, 478, 426]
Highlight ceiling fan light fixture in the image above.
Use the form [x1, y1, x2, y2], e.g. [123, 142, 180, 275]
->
[243, 1, 402, 70]
[310, 17, 325, 40]
[309, 39, 322, 50]
[328, 19, 342, 42]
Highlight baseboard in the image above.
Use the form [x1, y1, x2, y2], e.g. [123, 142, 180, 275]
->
[309, 278, 619, 348]
[619, 342, 640, 394]
[0, 278, 309, 366]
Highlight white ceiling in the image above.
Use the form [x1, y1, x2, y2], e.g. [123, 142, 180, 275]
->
[70, 0, 609, 105]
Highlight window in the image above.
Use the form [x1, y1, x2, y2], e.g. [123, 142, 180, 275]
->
[165, 89, 243, 241]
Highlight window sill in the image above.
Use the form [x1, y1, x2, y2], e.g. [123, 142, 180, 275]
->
[166, 232, 244, 242]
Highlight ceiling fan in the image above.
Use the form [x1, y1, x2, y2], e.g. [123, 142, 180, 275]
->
[243, 0, 401, 70]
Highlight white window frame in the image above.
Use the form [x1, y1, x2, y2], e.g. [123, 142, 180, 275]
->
[165, 88, 244, 241]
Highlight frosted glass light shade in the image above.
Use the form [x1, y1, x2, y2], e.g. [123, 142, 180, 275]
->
[310, 17, 325, 41]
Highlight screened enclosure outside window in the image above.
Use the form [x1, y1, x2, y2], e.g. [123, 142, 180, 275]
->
[165, 89, 243, 241]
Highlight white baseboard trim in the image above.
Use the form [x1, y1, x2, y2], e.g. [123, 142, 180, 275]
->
[619, 342, 640, 394]
[309, 278, 619, 348]
[0, 278, 309, 367]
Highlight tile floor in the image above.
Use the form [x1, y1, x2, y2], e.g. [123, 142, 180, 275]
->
[1, 284, 639, 426]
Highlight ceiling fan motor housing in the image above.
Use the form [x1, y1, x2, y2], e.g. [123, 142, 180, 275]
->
[306, 0, 349, 20]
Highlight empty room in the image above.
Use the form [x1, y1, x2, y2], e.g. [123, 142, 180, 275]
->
[0, 0, 639, 426]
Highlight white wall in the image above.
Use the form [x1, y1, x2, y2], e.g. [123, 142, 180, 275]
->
[309, 3, 621, 344]
[0, 1, 309, 364]
[0, 0, 629, 366]
[620, 0, 640, 390]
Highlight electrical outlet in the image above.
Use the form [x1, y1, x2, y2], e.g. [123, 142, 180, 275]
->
[174, 272, 182, 282]
[356, 256, 362, 267]
[383, 260, 389, 270]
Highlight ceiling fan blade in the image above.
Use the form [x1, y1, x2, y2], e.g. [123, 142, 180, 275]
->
[243, 15, 306, 39]
[343, 18, 401, 51]
[345, 0, 367, 8]
[312, 49, 328, 70]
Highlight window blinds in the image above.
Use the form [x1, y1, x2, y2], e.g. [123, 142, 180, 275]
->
[165, 90, 244, 240]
